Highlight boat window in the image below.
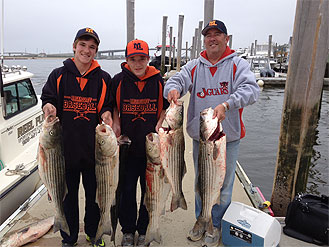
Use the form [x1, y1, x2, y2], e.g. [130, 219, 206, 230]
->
[3, 79, 37, 119]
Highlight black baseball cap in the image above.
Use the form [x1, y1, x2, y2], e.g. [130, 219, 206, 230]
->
[74, 27, 100, 45]
[202, 20, 227, 35]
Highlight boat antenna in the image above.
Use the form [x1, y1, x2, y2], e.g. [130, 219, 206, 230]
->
[1, 0, 3, 67]
[1, 0, 4, 112]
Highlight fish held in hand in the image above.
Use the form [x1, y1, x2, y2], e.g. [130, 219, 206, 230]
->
[95, 124, 119, 241]
[144, 133, 171, 245]
[37, 115, 69, 235]
[191, 107, 226, 239]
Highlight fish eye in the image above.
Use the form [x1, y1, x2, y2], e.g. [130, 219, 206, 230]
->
[101, 140, 105, 145]
[49, 130, 54, 136]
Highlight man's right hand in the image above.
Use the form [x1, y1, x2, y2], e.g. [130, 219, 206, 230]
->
[42, 103, 56, 118]
[167, 89, 180, 104]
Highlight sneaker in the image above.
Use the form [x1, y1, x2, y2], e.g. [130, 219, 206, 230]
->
[86, 235, 105, 247]
[62, 242, 77, 247]
[136, 234, 149, 247]
[93, 238, 105, 247]
[121, 233, 134, 246]
[201, 228, 220, 247]
[187, 221, 205, 241]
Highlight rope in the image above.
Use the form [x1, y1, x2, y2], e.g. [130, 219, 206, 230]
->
[5, 163, 31, 176]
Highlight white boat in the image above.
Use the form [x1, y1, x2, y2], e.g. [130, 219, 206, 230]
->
[0, 65, 44, 224]
[247, 56, 287, 78]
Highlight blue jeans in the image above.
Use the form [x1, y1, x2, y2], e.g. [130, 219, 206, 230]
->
[193, 139, 240, 229]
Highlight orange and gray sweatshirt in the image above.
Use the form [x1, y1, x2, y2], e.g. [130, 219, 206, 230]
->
[164, 46, 260, 142]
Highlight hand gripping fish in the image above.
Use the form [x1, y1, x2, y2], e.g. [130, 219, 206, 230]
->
[37, 115, 69, 235]
[144, 132, 171, 245]
[190, 107, 226, 240]
[94, 124, 119, 241]
[159, 100, 187, 212]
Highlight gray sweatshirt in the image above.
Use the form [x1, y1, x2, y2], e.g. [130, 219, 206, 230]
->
[164, 48, 259, 142]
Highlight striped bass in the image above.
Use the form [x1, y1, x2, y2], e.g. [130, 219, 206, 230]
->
[94, 124, 119, 241]
[0, 217, 54, 247]
[192, 107, 226, 238]
[144, 133, 171, 245]
[160, 100, 187, 212]
[37, 115, 69, 235]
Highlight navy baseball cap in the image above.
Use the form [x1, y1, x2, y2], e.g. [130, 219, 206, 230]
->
[202, 20, 227, 35]
[74, 27, 100, 45]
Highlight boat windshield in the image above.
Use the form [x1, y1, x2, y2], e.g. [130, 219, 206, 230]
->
[3, 79, 37, 119]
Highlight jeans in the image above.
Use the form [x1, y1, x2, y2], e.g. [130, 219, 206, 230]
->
[193, 139, 240, 229]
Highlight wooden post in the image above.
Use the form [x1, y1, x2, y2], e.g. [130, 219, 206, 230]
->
[126, 0, 135, 43]
[191, 36, 195, 60]
[169, 26, 173, 69]
[172, 37, 176, 68]
[194, 28, 199, 58]
[176, 14, 184, 71]
[268, 34, 272, 58]
[196, 20, 203, 57]
[250, 43, 254, 56]
[186, 41, 189, 62]
[254, 40, 257, 56]
[271, 0, 329, 216]
[229, 35, 232, 48]
[160, 16, 168, 75]
[204, 0, 214, 30]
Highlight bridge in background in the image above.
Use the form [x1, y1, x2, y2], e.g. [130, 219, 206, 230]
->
[2, 48, 157, 60]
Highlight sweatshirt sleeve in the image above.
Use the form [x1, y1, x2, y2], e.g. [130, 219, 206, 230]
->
[99, 71, 112, 117]
[163, 60, 198, 99]
[40, 68, 60, 109]
[226, 57, 260, 110]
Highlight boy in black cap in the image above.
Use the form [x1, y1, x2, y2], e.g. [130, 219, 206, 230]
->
[41, 27, 112, 247]
[108, 39, 169, 246]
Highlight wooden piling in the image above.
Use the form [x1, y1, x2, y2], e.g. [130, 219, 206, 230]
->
[126, 0, 135, 43]
[160, 16, 168, 75]
[204, 0, 214, 29]
[176, 14, 184, 71]
[169, 26, 173, 68]
[271, 0, 329, 216]
[191, 36, 195, 60]
[250, 43, 254, 56]
[229, 35, 232, 48]
[196, 20, 203, 57]
[254, 40, 257, 56]
[268, 35, 272, 58]
[172, 37, 176, 68]
[186, 41, 189, 62]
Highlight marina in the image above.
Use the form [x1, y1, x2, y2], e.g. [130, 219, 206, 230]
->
[1, 0, 328, 246]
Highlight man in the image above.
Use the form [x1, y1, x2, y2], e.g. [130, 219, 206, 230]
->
[164, 20, 260, 247]
[41, 27, 112, 247]
[108, 39, 169, 247]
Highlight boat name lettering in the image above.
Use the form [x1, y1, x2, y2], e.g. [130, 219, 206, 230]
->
[35, 114, 44, 127]
[18, 120, 34, 138]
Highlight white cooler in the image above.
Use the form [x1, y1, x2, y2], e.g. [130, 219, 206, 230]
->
[222, 202, 281, 246]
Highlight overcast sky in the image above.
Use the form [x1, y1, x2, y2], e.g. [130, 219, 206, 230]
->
[2, 0, 297, 54]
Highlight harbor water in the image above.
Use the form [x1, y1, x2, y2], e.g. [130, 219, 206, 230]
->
[4, 58, 328, 200]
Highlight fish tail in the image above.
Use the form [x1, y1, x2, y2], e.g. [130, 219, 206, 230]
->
[53, 214, 70, 236]
[145, 229, 162, 245]
[95, 217, 112, 241]
[170, 193, 188, 211]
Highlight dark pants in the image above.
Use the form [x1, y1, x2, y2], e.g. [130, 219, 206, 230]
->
[60, 165, 100, 244]
[119, 155, 149, 235]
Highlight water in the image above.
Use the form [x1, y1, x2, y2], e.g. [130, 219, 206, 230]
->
[3, 58, 328, 200]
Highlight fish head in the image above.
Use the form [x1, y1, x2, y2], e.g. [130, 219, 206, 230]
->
[200, 107, 222, 141]
[165, 100, 183, 130]
[145, 132, 161, 164]
[95, 124, 118, 157]
[39, 115, 62, 148]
